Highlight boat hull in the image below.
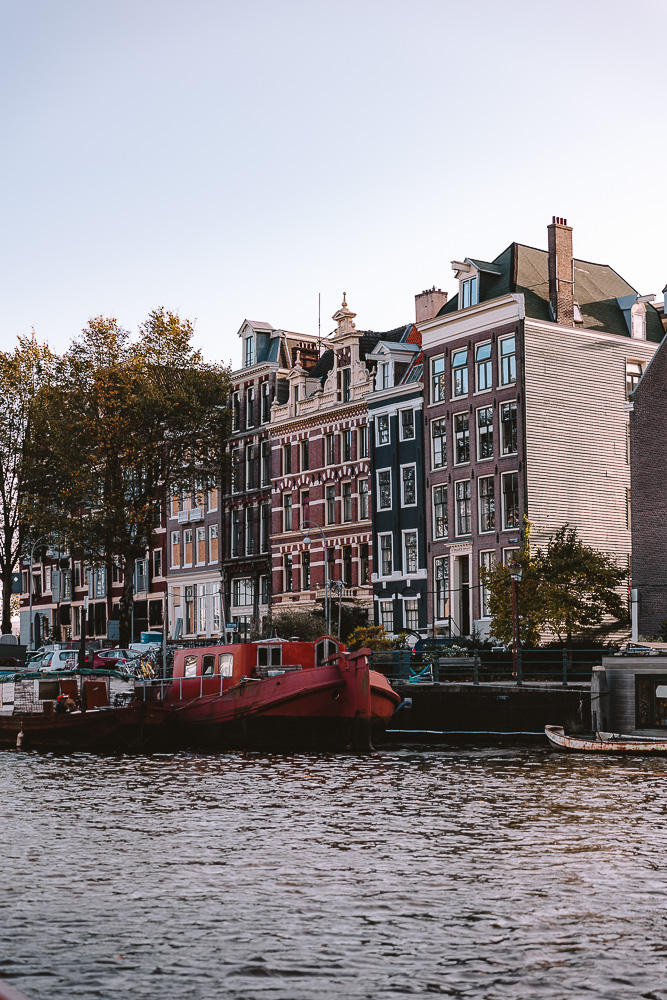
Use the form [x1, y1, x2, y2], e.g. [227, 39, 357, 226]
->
[165, 666, 401, 750]
[0, 703, 169, 751]
[545, 725, 667, 754]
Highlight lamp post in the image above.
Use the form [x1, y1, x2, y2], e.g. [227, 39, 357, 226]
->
[300, 520, 330, 636]
[27, 535, 49, 651]
[509, 562, 522, 685]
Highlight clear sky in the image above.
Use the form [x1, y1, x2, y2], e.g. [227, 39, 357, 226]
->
[2, 0, 666, 368]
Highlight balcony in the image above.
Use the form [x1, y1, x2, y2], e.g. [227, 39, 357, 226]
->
[189, 507, 204, 522]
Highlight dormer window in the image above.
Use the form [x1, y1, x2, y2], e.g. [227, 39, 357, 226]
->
[244, 336, 254, 367]
[631, 302, 646, 340]
[380, 362, 391, 390]
[461, 277, 478, 309]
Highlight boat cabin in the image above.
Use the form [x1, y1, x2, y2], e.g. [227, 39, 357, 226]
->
[169, 637, 344, 700]
[596, 653, 667, 736]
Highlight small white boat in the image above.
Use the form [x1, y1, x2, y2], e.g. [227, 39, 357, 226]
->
[545, 725, 667, 754]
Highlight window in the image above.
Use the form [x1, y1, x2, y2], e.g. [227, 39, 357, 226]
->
[380, 362, 391, 390]
[455, 480, 471, 535]
[326, 433, 335, 465]
[260, 575, 269, 605]
[503, 548, 519, 566]
[171, 531, 180, 567]
[379, 534, 393, 576]
[358, 478, 369, 520]
[232, 578, 253, 607]
[342, 482, 352, 522]
[401, 465, 416, 506]
[261, 440, 271, 486]
[342, 429, 352, 462]
[183, 529, 193, 566]
[244, 336, 254, 367]
[500, 401, 518, 455]
[301, 551, 310, 590]
[433, 485, 447, 539]
[477, 406, 493, 460]
[400, 409, 415, 441]
[377, 470, 392, 510]
[209, 524, 219, 562]
[626, 487, 631, 529]
[626, 361, 643, 399]
[452, 349, 468, 397]
[283, 493, 293, 532]
[300, 439, 309, 471]
[300, 489, 310, 523]
[342, 545, 352, 586]
[454, 412, 470, 465]
[95, 567, 106, 598]
[282, 444, 292, 474]
[358, 424, 369, 458]
[260, 504, 270, 553]
[283, 554, 293, 593]
[245, 509, 254, 554]
[434, 557, 449, 620]
[327, 546, 335, 586]
[231, 448, 241, 493]
[342, 367, 351, 402]
[461, 276, 478, 308]
[431, 418, 447, 468]
[208, 487, 219, 512]
[502, 472, 519, 529]
[196, 526, 206, 564]
[246, 387, 255, 428]
[377, 414, 390, 445]
[403, 531, 418, 574]
[431, 356, 446, 403]
[475, 342, 492, 391]
[500, 336, 516, 385]
[478, 476, 495, 532]
[404, 599, 419, 631]
[245, 444, 255, 490]
[231, 510, 240, 557]
[479, 551, 495, 617]
[326, 486, 336, 524]
[231, 392, 240, 431]
[359, 543, 369, 584]
[261, 381, 271, 422]
[379, 600, 394, 633]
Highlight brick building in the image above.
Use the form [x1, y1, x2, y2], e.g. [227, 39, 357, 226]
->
[629, 323, 667, 637]
[419, 218, 662, 638]
[269, 297, 407, 619]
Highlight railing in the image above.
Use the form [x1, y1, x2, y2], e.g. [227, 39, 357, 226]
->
[370, 649, 609, 687]
[135, 671, 228, 702]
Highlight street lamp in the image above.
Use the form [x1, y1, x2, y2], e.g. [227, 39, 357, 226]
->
[300, 520, 330, 636]
[27, 535, 49, 651]
[508, 562, 522, 685]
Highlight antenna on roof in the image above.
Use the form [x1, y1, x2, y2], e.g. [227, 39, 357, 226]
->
[318, 292, 321, 355]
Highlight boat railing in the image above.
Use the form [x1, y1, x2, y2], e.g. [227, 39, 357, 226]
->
[371, 649, 611, 687]
[134, 672, 227, 703]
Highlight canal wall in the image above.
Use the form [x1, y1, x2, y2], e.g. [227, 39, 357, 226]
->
[387, 681, 591, 739]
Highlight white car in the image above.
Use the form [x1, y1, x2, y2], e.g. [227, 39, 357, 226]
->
[40, 649, 79, 672]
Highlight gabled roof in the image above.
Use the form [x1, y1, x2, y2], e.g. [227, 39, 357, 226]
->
[437, 243, 663, 342]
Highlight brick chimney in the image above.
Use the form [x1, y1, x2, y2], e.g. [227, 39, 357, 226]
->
[547, 217, 574, 326]
[415, 287, 448, 323]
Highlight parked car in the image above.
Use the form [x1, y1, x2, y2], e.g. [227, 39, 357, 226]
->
[92, 647, 142, 669]
[411, 636, 475, 659]
[40, 649, 80, 672]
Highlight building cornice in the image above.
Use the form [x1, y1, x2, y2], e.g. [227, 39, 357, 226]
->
[419, 294, 524, 349]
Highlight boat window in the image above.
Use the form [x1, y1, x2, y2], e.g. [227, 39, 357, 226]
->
[636, 675, 667, 728]
[316, 641, 326, 665]
[258, 646, 268, 667]
[218, 653, 234, 677]
[202, 654, 215, 676]
[327, 641, 338, 660]
[258, 646, 281, 667]
[271, 646, 281, 667]
[184, 655, 198, 678]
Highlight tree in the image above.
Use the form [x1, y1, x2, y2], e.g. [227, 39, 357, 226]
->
[23, 310, 232, 645]
[483, 523, 628, 648]
[0, 336, 54, 634]
[347, 625, 395, 651]
[533, 525, 628, 645]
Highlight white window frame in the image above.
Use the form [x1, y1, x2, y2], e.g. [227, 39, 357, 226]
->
[434, 556, 449, 622]
[431, 418, 447, 469]
[453, 411, 470, 466]
[501, 471, 520, 531]
[182, 528, 193, 567]
[403, 597, 419, 631]
[376, 468, 392, 511]
[476, 405, 494, 461]
[378, 533, 393, 577]
[244, 336, 254, 368]
[499, 335, 516, 386]
[246, 386, 255, 428]
[171, 530, 180, 568]
[379, 599, 394, 634]
[376, 414, 390, 446]
[358, 478, 369, 521]
[400, 463, 417, 507]
[454, 479, 472, 537]
[402, 529, 418, 576]
[432, 484, 447, 540]
[399, 408, 415, 441]
[342, 481, 352, 523]
[261, 381, 271, 422]
[479, 550, 495, 619]
[451, 348, 468, 398]
[461, 275, 478, 308]
[209, 523, 219, 563]
[478, 475, 495, 534]
[475, 341, 493, 392]
[232, 577, 254, 609]
[500, 401, 518, 455]
[431, 355, 446, 403]
[358, 424, 369, 458]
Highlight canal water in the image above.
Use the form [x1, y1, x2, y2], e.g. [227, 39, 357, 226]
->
[2, 745, 667, 1000]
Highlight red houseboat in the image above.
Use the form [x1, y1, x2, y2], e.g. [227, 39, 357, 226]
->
[139, 636, 400, 750]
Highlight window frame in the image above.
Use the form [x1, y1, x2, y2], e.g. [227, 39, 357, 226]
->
[399, 408, 415, 441]
[455, 479, 472, 537]
[501, 471, 520, 531]
[376, 468, 392, 511]
[451, 348, 469, 398]
[378, 533, 393, 577]
[475, 341, 493, 392]
[431, 354, 446, 403]
[400, 463, 417, 507]
[479, 550, 495, 618]
[402, 529, 418, 576]
[500, 401, 518, 456]
[432, 484, 448, 539]
[358, 478, 369, 521]
[376, 414, 390, 446]
[431, 417, 447, 469]
[478, 475, 495, 533]
[499, 335, 517, 386]
[453, 411, 470, 466]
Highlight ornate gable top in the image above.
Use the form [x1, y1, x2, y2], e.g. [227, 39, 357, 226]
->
[332, 293, 357, 338]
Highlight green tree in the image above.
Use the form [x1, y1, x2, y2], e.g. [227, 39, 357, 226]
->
[483, 524, 543, 647]
[0, 335, 55, 633]
[347, 624, 394, 651]
[255, 608, 327, 642]
[533, 525, 628, 645]
[23, 310, 232, 645]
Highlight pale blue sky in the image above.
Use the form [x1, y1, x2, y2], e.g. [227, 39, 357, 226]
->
[2, 0, 666, 367]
